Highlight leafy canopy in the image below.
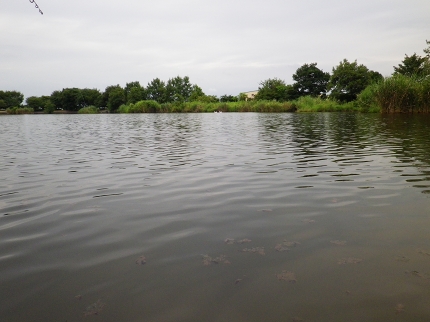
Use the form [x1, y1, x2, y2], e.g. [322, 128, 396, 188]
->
[254, 78, 293, 101]
[292, 63, 330, 98]
[328, 59, 382, 102]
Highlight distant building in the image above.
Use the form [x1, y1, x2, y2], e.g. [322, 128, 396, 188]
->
[242, 90, 258, 101]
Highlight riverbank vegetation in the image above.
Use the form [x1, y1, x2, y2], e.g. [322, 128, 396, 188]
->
[2, 40, 429, 114]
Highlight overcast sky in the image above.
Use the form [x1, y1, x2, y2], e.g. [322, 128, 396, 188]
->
[2, 0, 430, 99]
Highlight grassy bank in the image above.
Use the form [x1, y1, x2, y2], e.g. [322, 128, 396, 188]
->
[117, 100, 298, 113]
[357, 74, 430, 113]
[291, 96, 377, 113]
[5, 107, 34, 114]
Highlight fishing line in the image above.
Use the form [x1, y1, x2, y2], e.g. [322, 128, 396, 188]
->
[29, 0, 43, 15]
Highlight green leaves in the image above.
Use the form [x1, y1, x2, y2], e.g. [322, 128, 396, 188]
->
[292, 63, 330, 98]
[328, 59, 382, 103]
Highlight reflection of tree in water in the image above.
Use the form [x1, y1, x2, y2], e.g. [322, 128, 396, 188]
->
[150, 114, 204, 168]
[256, 113, 430, 192]
[380, 114, 430, 165]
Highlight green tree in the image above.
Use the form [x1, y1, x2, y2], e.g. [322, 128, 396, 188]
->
[100, 85, 123, 108]
[50, 90, 63, 110]
[165, 76, 193, 102]
[81, 88, 102, 108]
[328, 59, 382, 102]
[0, 90, 24, 108]
[292, 63, 330, 98]
[393, 53, 428, 77]
[124, 81, 146, 104]
[146, 78, 167, 103]
[220, 95, 238, 102]
[107, 87, 125, 113]
[26, 96, 45, 112]
[189, 85, 205, 101]
[254, 78, 291, 101]
[61, 88, 84, 111]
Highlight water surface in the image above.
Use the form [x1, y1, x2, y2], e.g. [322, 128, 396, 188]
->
[1, 113, 430, 321]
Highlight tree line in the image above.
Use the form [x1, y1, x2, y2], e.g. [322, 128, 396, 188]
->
[2, 40, 429, 114]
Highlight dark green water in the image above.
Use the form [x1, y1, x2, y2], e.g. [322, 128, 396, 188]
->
[1, 113, 430, 321]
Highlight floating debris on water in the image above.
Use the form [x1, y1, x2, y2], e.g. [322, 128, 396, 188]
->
[202, 254, 230, 266]
[275, 244, 290, 252]
[259, 209, 273, 212]
[235, 279, 242, 285]
[418, 250, 430, 256]
[330, 240, 347, 246]
[83, 299, 105, 317]
[135, 255, 146, 265]
[240, 247, 265, 255]
[224, 238, 252, 245]
[284, 241, 301, 247]
[404, 270, 429, 279]
[337, 257, 362, 264]
[276, 270, 296, 283]
[395, 303, 405, 314]
[396, 256, 410, 262]
[275, 240, 300, 252]
[302, 219, 315, 224]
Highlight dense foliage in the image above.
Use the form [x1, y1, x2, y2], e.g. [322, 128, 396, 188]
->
[328, 59, 383, 103]
[292, 63, 330, 98]
[3, 39, 430, 114]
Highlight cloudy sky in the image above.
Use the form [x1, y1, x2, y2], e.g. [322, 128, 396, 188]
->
[2, 0, 430, 99]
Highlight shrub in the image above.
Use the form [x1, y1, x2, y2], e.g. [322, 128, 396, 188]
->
[127, 100, 161, 113]
[78, 106, 99, 114]
[6, 107, 33, 114]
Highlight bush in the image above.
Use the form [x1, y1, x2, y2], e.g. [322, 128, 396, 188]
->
[6, 107, 33, 114]
[128, 100, 161, 113]
[78, 106, 99, 114]
[355, 84, 381, 113]
[293, 96, 354, 112]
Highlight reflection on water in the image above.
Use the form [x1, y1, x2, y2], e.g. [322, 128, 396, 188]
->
[1, 113, 430, 321]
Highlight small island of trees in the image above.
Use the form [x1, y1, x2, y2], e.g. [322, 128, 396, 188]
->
[2, 40, 429, 115]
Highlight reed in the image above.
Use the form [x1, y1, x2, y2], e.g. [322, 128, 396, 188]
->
[293, 96, 357, 112]
[118, 100, 296, 113]
[6, 107, 34, 114]
[372, 74, 419, 113]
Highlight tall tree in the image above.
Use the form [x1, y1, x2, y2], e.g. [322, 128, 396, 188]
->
[107, 87, 125, 113]
[188, 85, 205, 101]
[50, 90, 63, 110]
[81, 88, 102, 107]
[146, 78, 167, 103]
[100, 85, 123, 108]
[124, 81, 146, 104]
[254, 78, 292, 101]
[328, 59, 382, 102]
[393, 53, 428, 77]
[0, 90, 24, 108]
[26, 96, 53, 112]
[61, 88, 84, 111]
[165, 76, 193, 102]
[292, 63, 330, 98]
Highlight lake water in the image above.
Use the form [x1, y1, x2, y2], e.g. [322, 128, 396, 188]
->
[1, 113, 430, 321]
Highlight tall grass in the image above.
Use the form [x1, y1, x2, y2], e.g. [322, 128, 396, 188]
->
[357, 74, 430, 113]
[117, 100, 296, 113]
[293, 96, 358, 112]
[78, 106, 99, 114]
[6, 107, 34, 114]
